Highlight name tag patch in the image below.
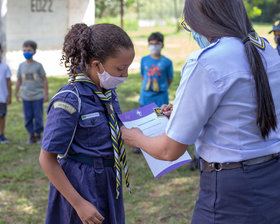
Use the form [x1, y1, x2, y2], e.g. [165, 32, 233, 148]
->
[81, 112, 100, 120]
[53, 101, 76, 114]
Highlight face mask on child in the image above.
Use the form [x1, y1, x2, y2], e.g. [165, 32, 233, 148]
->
[23, 52, 34, 60]
[97, 64, 127, 89]
[191, 30, 210, 49]
[149, 44, 162, 55]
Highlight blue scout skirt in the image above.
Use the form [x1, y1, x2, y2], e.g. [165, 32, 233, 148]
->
[191, 157, 280, 224]
[45, 157, 125, 224]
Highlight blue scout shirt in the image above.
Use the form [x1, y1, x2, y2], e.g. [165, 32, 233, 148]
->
[166, 37, 280, 163]
[139, 55, 173, 106]
[42, 81, 122, 157]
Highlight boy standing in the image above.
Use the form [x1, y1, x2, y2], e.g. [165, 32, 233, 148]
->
[269, 20, 280, 55]
[139, 32, 173, 107]
[0, 44, 12, 144]
[135, 32, 173, 153]
[15, 40, 49, 144]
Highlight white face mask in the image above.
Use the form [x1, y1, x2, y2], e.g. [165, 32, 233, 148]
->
[97, 64, 127, 89]
[149, 44, 162, 55]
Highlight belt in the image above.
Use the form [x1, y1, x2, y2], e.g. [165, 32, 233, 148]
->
[200, 153, 280, 172]
[67, 154, 114, 167]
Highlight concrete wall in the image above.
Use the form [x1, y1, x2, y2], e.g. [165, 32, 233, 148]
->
[6, 0, 95, 51]
[4, 0, 95, 78]
[7, 0, 68, 51]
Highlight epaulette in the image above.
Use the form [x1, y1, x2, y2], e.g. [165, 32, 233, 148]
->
[248, 31, 265, 50]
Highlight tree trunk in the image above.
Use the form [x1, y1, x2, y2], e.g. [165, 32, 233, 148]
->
[120, 0, 124, 29]
[173, 0, 180, 32]
[0, 0, 7, 54]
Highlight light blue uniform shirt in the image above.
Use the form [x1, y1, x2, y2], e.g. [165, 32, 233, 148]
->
[166, 37, 280, 163]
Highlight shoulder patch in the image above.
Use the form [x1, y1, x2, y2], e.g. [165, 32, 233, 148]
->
[53, 101, 77, 114]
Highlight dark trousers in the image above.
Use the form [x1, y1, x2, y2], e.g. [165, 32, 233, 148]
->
[191, 156, 280, 224]
[23, 98, 44, 135]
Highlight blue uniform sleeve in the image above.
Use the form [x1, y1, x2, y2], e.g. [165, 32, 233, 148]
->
[166, 60, 225, 145]
[41, 90, 80, 154]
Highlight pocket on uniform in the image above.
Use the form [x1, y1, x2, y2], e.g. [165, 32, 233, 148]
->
[76, 114, 110, 147]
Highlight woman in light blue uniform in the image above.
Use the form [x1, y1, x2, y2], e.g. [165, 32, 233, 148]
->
[39, 23, 134, 224]
[121, 0, 280, 223]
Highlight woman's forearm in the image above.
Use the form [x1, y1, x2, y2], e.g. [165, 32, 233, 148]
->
[121, 127, 188, 161]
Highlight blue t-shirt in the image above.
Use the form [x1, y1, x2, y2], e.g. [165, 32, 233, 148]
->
[139, 55, 173, 106]
[277, 45, 280, 55]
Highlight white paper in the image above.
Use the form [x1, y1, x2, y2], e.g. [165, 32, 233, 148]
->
[120, 104, 192, 178]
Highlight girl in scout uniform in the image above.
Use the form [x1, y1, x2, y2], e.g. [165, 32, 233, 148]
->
[121, 0, 280, 223]
[39, 23, 134, 224]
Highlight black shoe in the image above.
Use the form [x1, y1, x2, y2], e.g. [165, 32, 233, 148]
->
[0, 134, 8, 144]
[35, 133, 41, 144]
[26, 135, 36, 144]
[188, 158, 199, 171]
[133, 148, 141, 154]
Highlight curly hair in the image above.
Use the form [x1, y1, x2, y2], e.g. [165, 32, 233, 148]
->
[61, 23, 134, 78]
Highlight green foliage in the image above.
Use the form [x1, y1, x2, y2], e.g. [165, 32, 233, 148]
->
[95, 0, 280, 25]
[244, 1, 262, 19]
[95, 0, 137, 18]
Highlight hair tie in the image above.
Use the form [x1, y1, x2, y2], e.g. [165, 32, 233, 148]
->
[242, 36, 250, 44]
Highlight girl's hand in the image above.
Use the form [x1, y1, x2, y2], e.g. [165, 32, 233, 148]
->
[121, 126, 143, 148]
[76, 199, 104, 224]
[161, 104, 173, 118]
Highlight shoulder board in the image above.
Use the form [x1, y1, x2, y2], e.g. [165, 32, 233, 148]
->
[248, 32, 265, 50]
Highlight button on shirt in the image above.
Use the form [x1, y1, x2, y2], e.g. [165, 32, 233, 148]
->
[42, 82, 122, 158]
[166, 37, 280, 163]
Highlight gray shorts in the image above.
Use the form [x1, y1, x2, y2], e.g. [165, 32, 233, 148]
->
[0, 103, 7, 117]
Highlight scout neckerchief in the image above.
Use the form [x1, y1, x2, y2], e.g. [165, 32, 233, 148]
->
[71, 73, 131, 199]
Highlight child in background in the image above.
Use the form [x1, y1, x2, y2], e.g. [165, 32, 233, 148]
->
[39, 23, 134, 224]
[135, 32, 173, 153]
[139, 32, 173, 107]
[15, 40, 49, 144]
[269, 20, 280, 55]
[0, 44, 12, 144]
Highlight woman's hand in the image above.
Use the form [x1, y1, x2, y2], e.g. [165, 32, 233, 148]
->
[161, 104, 173, 118]
[76, 199, 104, 224]
[121, 126, 143, 148]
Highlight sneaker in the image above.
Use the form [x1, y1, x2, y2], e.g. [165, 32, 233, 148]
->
[0, 135, 9, 144]
[26, 135, 36, 144]
[35, 134, 41, 144]
[188, 157, 199, 171]
[133, 147, 141, 154]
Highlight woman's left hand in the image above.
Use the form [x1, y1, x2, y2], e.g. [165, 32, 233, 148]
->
[121, 126, 143, 148]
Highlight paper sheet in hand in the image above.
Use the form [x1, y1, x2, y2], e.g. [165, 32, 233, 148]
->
[119, 103, 192, 178]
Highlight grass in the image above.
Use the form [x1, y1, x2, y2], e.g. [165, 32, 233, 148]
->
[0, 23, 275, 224]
